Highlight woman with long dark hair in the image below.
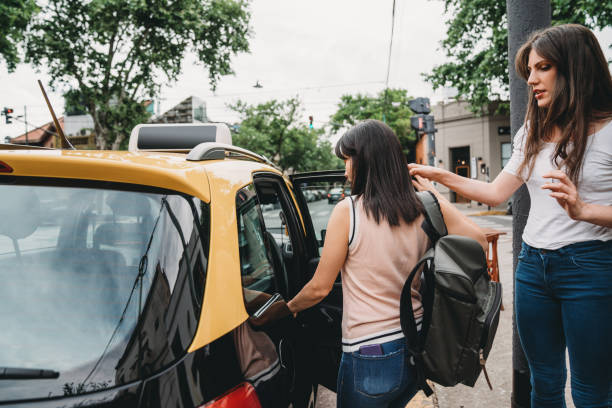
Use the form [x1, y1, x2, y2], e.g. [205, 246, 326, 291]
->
[409, 24, 612, 407]
[287, 119, 486, 407]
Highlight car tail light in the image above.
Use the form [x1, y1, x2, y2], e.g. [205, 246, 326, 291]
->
[327, 193, 330, 197]
[0, 161, 13, 173]
[341, 193, 345, 198]
[200, 382, 261, 408]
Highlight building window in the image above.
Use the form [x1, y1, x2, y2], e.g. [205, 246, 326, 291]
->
[501, 142, 511, 168]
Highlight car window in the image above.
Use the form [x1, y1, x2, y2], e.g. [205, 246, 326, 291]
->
[255, 181, 295, 254]
[296, 180, 351, 254]
[0, 180, 209, 400]
[236, 184, 276, 313]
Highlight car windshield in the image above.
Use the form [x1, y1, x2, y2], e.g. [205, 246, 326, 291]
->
[330, 188, 343, 194]
[0, 180, 208, 401]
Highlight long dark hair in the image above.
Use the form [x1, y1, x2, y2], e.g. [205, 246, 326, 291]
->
[515, 24, 612, 184]
[334, 119, 423, 226]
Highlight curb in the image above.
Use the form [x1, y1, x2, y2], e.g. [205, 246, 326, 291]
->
[468, 210, 509, 216]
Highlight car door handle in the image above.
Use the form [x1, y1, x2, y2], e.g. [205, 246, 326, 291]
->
[319, 307, 334, 323]
[252, 293, 282, 318]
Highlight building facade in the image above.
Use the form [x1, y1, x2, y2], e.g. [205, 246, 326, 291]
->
[429, 100, 512, 204]
[151, 96, 208, 124]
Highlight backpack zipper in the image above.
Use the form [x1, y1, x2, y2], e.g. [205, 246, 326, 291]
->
[479, 349, 493, 390]
[478, 282, 502, 390]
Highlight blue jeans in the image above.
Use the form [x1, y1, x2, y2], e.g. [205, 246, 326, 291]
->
[336, 337, 418, 408]
[515, 240, 612, 408]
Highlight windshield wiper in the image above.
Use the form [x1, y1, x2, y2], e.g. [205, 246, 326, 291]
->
[0, 367, 59, 380]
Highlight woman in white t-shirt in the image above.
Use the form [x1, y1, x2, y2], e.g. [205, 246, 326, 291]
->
[409, 24, 612, 407]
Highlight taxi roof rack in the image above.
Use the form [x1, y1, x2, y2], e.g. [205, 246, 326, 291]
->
[187, 142, 277, 168]
[128, 123, 232, 153]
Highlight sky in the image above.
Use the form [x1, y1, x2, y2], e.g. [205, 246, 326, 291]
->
[1, 0, 611, 140]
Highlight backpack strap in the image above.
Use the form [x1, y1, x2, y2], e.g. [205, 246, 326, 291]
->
[347, 196, 356, 247]
[417, 191, 447, 244]
[400, 248, 435, 396]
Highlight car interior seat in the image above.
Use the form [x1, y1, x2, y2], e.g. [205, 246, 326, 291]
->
[263, 230, 289, 298]
[0, 188, 41, 261]
[94, 192, 154, 265]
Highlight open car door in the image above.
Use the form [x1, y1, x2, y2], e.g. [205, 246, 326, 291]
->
[289, 170, 348, 392]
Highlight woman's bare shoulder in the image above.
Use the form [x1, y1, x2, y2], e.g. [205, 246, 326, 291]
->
[334, 197, 352, 217]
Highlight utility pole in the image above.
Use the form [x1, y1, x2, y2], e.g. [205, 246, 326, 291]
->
[506, 1, 550, 407]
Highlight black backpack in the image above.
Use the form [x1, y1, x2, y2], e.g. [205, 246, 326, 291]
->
[400, 191, 503, 396]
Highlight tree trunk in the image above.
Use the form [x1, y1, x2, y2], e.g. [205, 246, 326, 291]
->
[90, 104, 108, 150]
[111, 134, 124, 150]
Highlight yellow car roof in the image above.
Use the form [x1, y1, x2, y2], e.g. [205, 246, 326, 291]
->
[0, 149, 279, 202]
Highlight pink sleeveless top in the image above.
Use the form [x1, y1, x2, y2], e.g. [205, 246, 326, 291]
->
[341, 197, 430, 352]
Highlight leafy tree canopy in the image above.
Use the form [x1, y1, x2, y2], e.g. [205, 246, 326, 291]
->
[229, 97, 342, 172]
[26, 0, 251, 149]
[330, 88, 417, 160]
[63, 89, 88, 116]
[0, 0, 38, 71]
[426, 0, 612, 113]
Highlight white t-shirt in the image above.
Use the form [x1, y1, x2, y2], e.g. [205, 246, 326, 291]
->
[503, 121, 612, 250]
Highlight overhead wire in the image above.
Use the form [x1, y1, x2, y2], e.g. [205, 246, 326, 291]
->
[161, 80, 386, 101]
[385, 0, 397, 90]
[383, 0, 397, 122]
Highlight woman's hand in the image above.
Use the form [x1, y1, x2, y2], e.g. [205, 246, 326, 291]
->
[286, 200, 349, 315]
[541, 170, 586, 220]
[411, 174, 438, 195]
[408, 163, 445, 182]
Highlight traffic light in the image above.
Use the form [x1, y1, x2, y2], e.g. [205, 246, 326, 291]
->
[408, 97, 431, 114]
[410, 114, 436, 134]
[2, 107, 14, 124]
[410, 115, 424, 132]
[308, 115, 313, 129]
[423, 115, 436, 134]
[409, 97, 436, 134]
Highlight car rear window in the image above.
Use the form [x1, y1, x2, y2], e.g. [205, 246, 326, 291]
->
[0, 178, 209, 402]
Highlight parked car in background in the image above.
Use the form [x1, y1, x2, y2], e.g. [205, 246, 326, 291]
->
[0, 124, 346, 408]
[328, 187, 352, 204]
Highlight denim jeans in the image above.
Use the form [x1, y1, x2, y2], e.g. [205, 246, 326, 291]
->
[515, 240, 612, 408]
[336, 337, 418, 408]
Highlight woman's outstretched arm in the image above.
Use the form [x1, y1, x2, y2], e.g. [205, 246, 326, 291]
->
[412, 175, 488, 251]
[408, 164, 523, 207]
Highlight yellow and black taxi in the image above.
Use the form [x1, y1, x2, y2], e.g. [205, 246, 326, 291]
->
[0, 124, 348, 407]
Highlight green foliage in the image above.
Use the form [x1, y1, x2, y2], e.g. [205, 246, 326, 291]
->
[229, 97, 342, 172]
[63, 89, 88, 116]
[0, 0, 38, 71]
[25, 0, 251, 149]
[330, 88, 416, 159]
[426, 0, 612, 113]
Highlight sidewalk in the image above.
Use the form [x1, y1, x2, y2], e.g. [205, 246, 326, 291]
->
[453, 201, 509, 216]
